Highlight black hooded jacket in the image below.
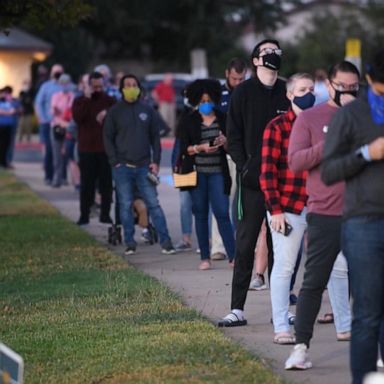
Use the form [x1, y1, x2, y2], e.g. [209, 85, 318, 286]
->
[226, 75, 290, 190]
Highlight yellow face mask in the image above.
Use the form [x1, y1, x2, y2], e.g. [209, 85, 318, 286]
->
[122, 86, 140, 102]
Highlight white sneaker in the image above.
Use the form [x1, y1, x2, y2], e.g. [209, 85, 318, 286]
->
[285, 343, 313, 370]
[249, 274, 267, 290]
[377, 358, 384, 368]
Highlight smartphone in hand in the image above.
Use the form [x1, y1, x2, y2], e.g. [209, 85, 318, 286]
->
[283, 223, 293, 236]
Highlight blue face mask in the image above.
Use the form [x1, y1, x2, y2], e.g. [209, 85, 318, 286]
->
[368, 87, 384, 125]
[198, 102, 214, 115]
[293, 92, 316, 110]
[62, 85, 70, 93]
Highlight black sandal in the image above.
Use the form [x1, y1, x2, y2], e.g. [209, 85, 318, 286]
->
[218, 312, 247, 327]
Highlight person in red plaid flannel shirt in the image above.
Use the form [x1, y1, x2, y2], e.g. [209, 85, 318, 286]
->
[260, 73, 315, 345]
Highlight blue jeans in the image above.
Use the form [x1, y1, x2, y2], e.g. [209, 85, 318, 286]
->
[327, 252, 351, 334]
[268, 209, 307, 333]
[50, 127, 64, 186]
[190, 172, 235, 261]
[40, 123, 53, 182]
[6, 122, 17, 164]
[62, 137, 76, 181]
[342, 216, 384, 384]
[112, 165, 171, 247]
[179, 190, 193, 237]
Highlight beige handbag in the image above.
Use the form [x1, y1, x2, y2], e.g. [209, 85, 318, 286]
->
[172, 170, 197, 188]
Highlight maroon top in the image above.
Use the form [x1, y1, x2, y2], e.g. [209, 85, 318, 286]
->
[72, 93, 116, 152]
[288, 102, 345, 216]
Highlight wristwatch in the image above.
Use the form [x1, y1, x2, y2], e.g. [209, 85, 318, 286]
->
[355, 146, 370, 161]
[355, 148, 364, 159]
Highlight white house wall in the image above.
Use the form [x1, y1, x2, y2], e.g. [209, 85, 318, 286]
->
[0, 51, 32, 95]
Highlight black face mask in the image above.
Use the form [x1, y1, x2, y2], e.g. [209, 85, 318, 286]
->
[333, 90, 358, 107]
[91, 91, 102, 100]
[262, 53, 281, 71]
[53, 72, 62, 80]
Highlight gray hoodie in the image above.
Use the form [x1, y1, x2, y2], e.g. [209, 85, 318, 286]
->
[103, 100, 162, 167]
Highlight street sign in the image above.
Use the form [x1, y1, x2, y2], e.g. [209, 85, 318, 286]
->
[345, 38, 362, 73]
[346, 38, 361, 58]
[0, 343, 24, 384]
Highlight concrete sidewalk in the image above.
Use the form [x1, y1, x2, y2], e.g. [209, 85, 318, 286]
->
[12, 160, 352, 384]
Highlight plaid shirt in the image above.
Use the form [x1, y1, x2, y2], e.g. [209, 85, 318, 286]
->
[260, 108, 307, 215]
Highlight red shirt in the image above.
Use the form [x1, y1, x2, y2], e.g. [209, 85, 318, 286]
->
[153, 82, 175, 103]
[260, 108, 307, 215]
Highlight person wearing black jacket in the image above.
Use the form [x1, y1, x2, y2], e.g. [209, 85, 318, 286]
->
[218, 39, 290, 327]
[178, 79, 235, 271]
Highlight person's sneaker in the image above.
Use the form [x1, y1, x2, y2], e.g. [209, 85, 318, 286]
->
[288, 311, 296, 325]
[124, 245, 136, 255]
[99, 215, 113, 224]
[161, 240, 176, 254]
[290, 293, 298, 305]
[211, 252, 226, 260]
[175, 241, 192, 252]
[285, 344, 313, 370]
[141, 229, 153, 244]
[142, 224, 158, 244]
[249, 274, 267, 290]
[76, 216, 89, 226]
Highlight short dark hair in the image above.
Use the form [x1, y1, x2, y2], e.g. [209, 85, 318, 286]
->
[367, 49, 384, 83]
[226, 57, 247, 73]
[328, 61, 360, 81]
[185, 79, 222, 107]
[119, 74, 142, 93]
[89, 71, 104, 83]
[1, 85, 13, 94]
[251, 39, 280, 59]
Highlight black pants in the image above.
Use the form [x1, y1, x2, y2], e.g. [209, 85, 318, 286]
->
[231, 186, 272, 310]
[295, 213, 342, 347]
[0, 125, 11, 167]
[78, 152, 112, 219]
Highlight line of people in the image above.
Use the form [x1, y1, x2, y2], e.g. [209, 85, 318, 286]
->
[209, 39, 384, 384]
[24, 41, 384, 384]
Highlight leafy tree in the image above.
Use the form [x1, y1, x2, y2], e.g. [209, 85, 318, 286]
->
[0, 0, 92, 30]
[282, 2, 384, 78]
[6, 0, 299, 78]
[81, 0, 294, 74]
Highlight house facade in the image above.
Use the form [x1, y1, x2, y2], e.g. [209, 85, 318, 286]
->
[0, 28, 51, 94]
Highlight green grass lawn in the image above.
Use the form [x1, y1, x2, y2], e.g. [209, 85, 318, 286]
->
[0, 170, 284, 383]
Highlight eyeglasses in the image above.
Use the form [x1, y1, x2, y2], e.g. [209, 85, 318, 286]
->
[331, 81, 359, 92]
[259, 48, 283, 56]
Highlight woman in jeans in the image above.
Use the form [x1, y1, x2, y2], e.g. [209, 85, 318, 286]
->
[50, 74, 75, 187]
[178, 79, 235, 270]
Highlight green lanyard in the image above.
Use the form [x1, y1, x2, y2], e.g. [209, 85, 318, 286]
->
[237, 172, 243, 221]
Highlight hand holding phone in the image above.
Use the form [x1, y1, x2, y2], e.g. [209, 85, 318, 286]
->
[269, 214, 293, 236]
[282, 223, 293, 236]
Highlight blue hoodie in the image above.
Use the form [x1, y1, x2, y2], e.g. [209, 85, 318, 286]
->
[34, 79, 62, 123]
